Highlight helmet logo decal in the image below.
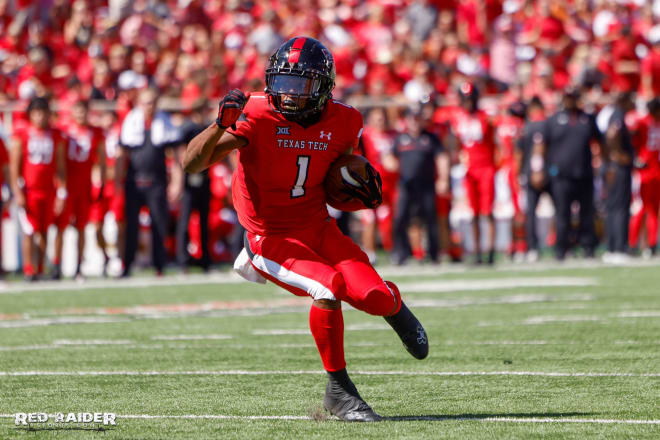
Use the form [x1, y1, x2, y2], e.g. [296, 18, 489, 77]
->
[287, 37, 307, 64]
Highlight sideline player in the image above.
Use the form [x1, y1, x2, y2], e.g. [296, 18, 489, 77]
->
[449, 83, 497, 264]
[90, 110, 124, 276]
[184, 37, 428, 422]
[52, 100, 106, 280]
[9, 97, 67, 281]
[629, 98, 660, 256]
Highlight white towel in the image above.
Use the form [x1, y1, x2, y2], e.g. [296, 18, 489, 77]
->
[120, 108, 182, 148]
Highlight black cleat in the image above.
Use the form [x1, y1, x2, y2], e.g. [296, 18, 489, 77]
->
[487, 250, 495, 265]
[384, 302, 429, 360]
[49, 266, 61, 281]
[323, 370, 382, 422]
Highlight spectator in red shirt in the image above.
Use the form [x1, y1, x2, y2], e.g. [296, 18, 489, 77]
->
[640, 27, 660, 100]
[611, 27, 640, 93]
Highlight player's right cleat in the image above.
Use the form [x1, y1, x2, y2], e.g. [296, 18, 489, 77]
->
[384, 302, 429, 360]
[323, 370, 382, 422]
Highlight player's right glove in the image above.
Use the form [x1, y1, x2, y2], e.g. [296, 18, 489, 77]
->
[216, 89, 248, 130]
[340, 163, 383, 209]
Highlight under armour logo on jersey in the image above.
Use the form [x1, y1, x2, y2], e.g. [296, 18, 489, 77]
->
[276, 126, 290, 135]
[319, 131, 332, 140]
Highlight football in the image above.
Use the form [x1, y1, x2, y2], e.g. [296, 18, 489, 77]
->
[324, 154, 374, 212]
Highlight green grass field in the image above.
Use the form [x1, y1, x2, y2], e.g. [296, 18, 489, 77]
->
[1, 261, 659, 439]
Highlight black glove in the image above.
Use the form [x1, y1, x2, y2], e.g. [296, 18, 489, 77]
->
[216, 89, 248, 130]
[340, 163, 383, 209]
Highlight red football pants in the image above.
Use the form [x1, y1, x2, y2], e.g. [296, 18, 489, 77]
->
[244, 218, 401, 316]
[629, 178, 660, 248]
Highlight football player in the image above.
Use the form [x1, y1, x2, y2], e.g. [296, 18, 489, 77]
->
[629, 98, 660, 257]
[184, 37, 428, 422]
[89, 110, 124, 276]
[10, 97, 67, 281]
[494, 101, 526, 260]
[449, 82, 497, 264]
[52, 100, 106, 280]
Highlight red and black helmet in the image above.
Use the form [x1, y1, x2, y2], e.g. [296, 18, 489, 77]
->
[265, 36, 336, 120]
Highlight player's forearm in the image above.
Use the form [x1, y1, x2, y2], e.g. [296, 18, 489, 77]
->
[9, 141, 22, 195]
[183, 123, 225, 173]
[56, 143, 66, 186]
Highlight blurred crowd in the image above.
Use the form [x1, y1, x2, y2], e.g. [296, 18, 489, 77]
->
[0, 0, 659, 280]
[1, 0, 659, 108]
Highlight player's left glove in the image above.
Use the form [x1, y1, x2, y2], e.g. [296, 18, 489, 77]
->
[340, 163, 383, 209]
[216, 89, 248, 130]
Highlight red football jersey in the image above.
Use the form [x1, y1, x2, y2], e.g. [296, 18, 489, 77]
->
[450, 109, 495, 168]
[493, 114, 524, 167]
[63, 122, 102, 191]
[228, 93, 363, 235]
[637, 116, 660, 182]
[16, 124, 64, 193]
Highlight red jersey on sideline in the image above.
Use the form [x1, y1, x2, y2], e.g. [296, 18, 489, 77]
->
[228, 92, 363, 235]
[61, 122, 103, 192]
[15, 124, 64, 193]
[493, 114, 524, 168]
[637, 115, 660, 182]
[450, 109, 495, 168]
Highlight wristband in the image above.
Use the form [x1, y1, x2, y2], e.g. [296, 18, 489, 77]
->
[57, 187, 68, 200]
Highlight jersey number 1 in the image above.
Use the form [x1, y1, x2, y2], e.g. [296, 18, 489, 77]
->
[291, 155, 310, 198]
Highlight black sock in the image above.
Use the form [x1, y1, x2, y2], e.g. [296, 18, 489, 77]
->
[327, 369, 359, 395]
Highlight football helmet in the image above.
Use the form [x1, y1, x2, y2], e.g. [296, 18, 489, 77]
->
[265, 37, 335, 120]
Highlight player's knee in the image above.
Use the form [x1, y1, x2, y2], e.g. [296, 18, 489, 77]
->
[313, 298, 341, 310]
[328, 271, 347, 300]
[355, 280, 402, 317]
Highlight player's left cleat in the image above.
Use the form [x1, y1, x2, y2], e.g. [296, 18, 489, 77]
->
[323, 370, 382, 422]
[384, 302, 429, 360]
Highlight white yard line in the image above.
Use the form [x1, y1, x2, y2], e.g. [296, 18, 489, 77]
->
[0, 341, 382, 352]
[0, 316, 131, 328]
[479, 310, 660, 327]
[1, 257, 659, 296]
[397, 277, 597, 293]
[150, 335, 233, 341]
[0, 413, 658, 424]
[0, 292, 596, 329]
[0, 272, 249, 295]
[252, 329, 310, 335]
[0, 370, 658, 377]
[52, 339, 134, 345]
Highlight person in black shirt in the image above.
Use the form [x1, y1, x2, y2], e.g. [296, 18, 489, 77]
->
[176, 100, 212, 271]
[603, 93, 635, 259]
[117, 88, 183, 277]
[544, 88, 603, 260]
[516, 96, 549, 261]
[388, 107, 448, 265]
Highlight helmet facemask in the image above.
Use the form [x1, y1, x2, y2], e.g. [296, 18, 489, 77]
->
[266, 71, 333, 120]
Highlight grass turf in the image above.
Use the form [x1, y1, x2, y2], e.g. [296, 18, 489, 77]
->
[0, 263, 659, 439]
